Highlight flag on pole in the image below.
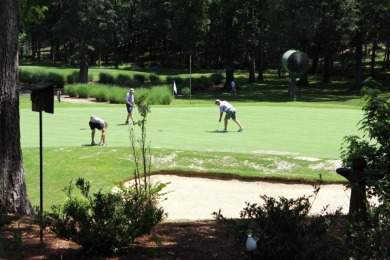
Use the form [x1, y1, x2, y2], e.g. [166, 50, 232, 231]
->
[173, 81, 177, 94]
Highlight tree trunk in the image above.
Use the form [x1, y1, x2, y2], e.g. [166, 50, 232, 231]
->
[79, 58, 89, 83]
[354, 31, 363, 90]
[248, 55, 256, 83]
[113, 32, 119, 69]
[257, 49, 264, 82]
[370, 40, 377, 78]
[225, 67, 234, 89]
[322, 53, 331, 83]
[385, 42, 390, 70]
[0, 0, 33, 215]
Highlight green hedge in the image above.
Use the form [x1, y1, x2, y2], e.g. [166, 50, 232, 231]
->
[64, 84, 173, 105]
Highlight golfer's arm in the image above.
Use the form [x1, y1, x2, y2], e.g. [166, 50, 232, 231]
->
[219, 112, 223, 121]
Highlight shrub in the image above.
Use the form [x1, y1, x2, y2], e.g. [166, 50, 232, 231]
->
[133, 74, 145, 84]
[149, 74, 161, 84]
[99, 73, 115, 85]
[19, 69, 34, 83]
[49, 178, 167, 255]
[66, 71, 79, 84]
[65, 85, 77, 97]
[341, 205, 390, 259]
[166, 76, 183, 85]
[147, 86, 172, 105]
[181, 87, 190, 95]
[106, 87, 124, 104]
[76, 85, 90, 98]
[116, 74, 133, 87]
[210, 72, 224, 85]
[214, 183, 341, 259]
[339, 87, 390, 259]
[47, 72, 65, 88]
[89, 86, 109, 102]
[197, 76, 213, 89]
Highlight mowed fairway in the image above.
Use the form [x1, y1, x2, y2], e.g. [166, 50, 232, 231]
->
[20, 99, 363, 209]
[20, 102, 362, 159]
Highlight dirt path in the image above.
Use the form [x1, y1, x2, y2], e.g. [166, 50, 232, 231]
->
[150, 175, 350, 221]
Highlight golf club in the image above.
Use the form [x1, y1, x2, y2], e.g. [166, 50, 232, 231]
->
[132, 109, 138, 125]
[216, 121, 220, 132]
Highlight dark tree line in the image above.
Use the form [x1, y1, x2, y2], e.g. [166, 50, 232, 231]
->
[22, 0, 390, 87]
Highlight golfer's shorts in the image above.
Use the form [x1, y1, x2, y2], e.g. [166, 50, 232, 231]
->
[225, 108, 236, 120]
[89, 119, 105, 130]
[126, 104, 133, 113]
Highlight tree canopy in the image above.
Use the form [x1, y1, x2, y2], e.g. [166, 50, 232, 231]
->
[21, 0, 390, 85]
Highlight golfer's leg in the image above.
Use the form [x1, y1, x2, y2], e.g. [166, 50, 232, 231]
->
[224, 119, 228, 130]
[234, 119, 243, 128]
[101, 129, 106, 143]
[91, 129, 96, 142]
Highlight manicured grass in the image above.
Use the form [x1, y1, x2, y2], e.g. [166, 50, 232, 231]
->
[20, 98, 362, 157]
[19, 69, 379, 210]
[20, 94, 363, 209]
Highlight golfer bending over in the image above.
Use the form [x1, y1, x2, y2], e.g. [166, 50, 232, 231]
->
[215, 99, 244, 132]
[89, 115, 108, 146]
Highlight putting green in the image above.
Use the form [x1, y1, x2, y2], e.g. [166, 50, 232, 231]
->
[20, 103, 362, 159]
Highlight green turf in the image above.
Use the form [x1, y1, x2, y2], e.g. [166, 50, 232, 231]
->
[19, 90, 364, 210]
[20, 100, 362, 158]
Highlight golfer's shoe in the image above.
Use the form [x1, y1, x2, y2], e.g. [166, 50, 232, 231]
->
[91, 142, 96, 146]
[238, 128, 244, 132]
[133, 121, 137, 125]
[99, 142, 107, 146]
[125, 121, 129, 124]
[219, 129, 227, 133]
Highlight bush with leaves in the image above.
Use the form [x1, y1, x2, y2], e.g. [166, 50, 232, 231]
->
[99, 72, 115, 85]
[49, 178, 167, 255]
[133, 74, 146, 84]
[116, 74, 134, 87]
[214, 183, 341, 259]
[210, 72, 224, 85]
[47, 96, 168, 256]
[339, 86, 390, 259]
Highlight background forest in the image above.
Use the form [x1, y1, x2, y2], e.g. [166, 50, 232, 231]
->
[21, 0, 390, 86]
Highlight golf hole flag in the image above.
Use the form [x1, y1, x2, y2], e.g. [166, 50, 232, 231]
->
[173, 81, 177, 94]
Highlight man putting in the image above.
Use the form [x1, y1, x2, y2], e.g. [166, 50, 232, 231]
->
[215, 99, 244, 132]
[89, 115, 108, 146]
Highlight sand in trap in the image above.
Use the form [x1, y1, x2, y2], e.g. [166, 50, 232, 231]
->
[150, 175, 351, 221]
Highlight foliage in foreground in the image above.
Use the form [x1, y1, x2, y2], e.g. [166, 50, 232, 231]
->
[339, 86, 390, 259]
[48, 178, 166, 255]
[214, 182, 342, 259]
[46, 96, 168, 255]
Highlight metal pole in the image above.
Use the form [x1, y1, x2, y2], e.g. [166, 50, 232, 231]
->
[190, 55, 192, 104]
[39, 111, 43, 242]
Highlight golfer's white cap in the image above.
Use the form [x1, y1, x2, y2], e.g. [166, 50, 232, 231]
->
[215, 99, 221, 104]
[130, 88, 135, 92]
